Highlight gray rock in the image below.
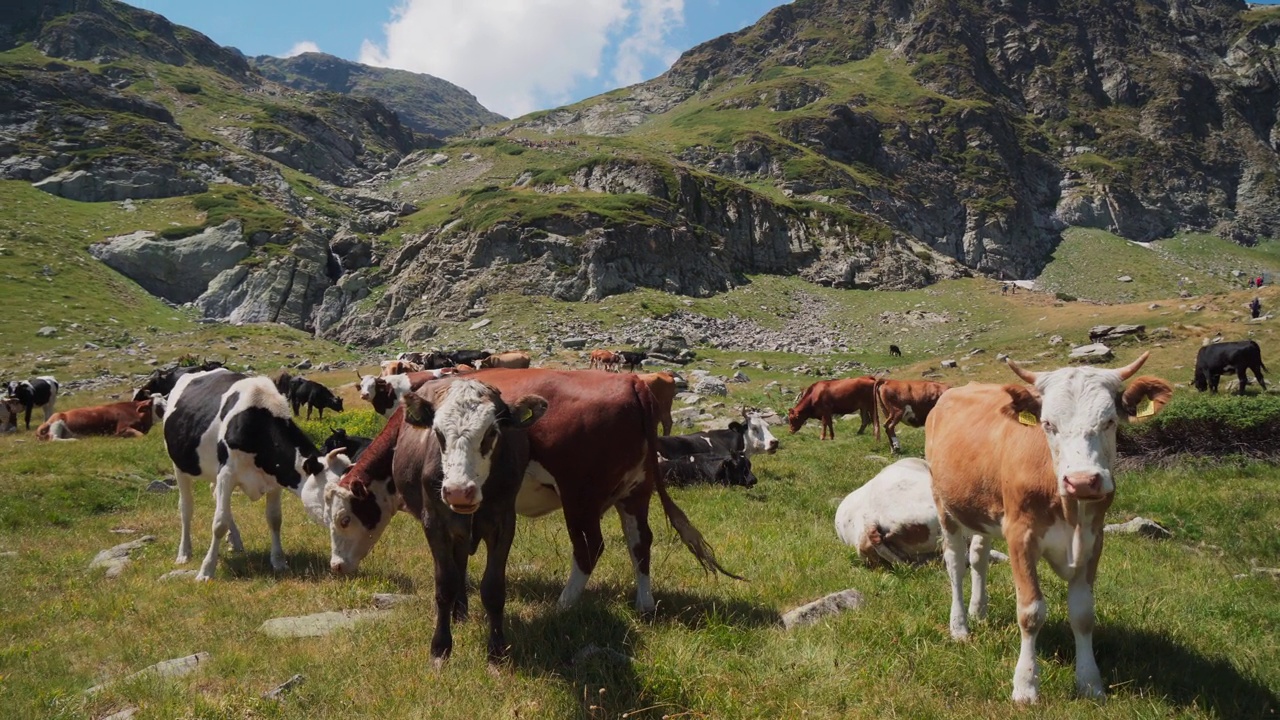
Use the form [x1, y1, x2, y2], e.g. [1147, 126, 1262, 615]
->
[259, 610, 391, 638]
[159, 569, 198, 581]
[1103, 516, 1171, 539]
[100, 708, 139, 720]
[36, 326, 57, 337]
[371, 593, 417, 609]
[996, 353, 1009, 361]
[693, 376, 728, 397]
[729, 370, 750, 383]
[145, 480, 172, 493]
[470, 318, 492, 330]
[562, 337, 588, 349]
[263, 673, 306, 700]
[294, 359, 313, 370]
[940, 359, 958, 368]
[1069, 343, 1113, 361]
[85, 652, 210, 695]
[425, 153, 449, 166]
[1117, 275, 1133, 282]
[781, 589, 865, 630]
[90, 535, 155, 577]
[33, 166, 206, 203]
[90, 221, 250, 304]
[1048, 335, 1064, 346]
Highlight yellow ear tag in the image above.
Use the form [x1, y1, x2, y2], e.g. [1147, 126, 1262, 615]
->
[518, 407, 534, 423]
[1136, 396, 1155, 418]
[1018, 411, 1038, 426]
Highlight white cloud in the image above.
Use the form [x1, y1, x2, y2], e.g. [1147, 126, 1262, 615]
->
[282, 40, 322, 57]
[360, 0, 685, 118]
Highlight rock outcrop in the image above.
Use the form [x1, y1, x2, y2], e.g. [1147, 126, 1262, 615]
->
[89, 220, 250, 304]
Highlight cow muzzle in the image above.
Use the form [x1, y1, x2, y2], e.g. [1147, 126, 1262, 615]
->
[1063, 472, 1106, 500]
[442, 483, 480, 514]
[766, 440, 779, 454]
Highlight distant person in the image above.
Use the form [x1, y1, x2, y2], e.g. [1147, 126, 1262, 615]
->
[1257, 276, 1264, 289]
[1251, 297, 1262, 319]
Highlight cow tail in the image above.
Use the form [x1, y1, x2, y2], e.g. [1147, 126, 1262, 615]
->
[871, 379, 884, 442]
[633, 377, 744, 581]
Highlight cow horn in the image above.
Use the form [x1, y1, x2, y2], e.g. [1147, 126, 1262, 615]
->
[1006, 357, 1038, 384]
[1116, 351, 1150, 381]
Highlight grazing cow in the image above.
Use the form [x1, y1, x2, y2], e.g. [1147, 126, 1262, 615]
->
[132, 362, 223, 401]
[637, 371, 676, 435]
[36, 396, 164, 441]
[325, 369, 741, 613]
[836, 458, 941, 566]
[927, 353, 1172, 702]
[163, 370, 343, 580]
[1192, 340, 1267, 394]
[381, 359, 424, 376]
[589, 349, 621, 371]
[321, 427, 372, 462]
[7, 376, 59, 430]
[617, 351, 648, 372]
[787, 376, 877, 440]
[872, 378, 950, 453]
[272, 370, 293, 399]
[479, 351, 532, 369]
[889, 344, 902, 357]
[291, 378, 344, 420]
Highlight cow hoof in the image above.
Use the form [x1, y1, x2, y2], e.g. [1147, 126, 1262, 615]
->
[431, 656, 448, 671]
[271, 561, 288, 573]
[1011, 688, 1038, 704]
[195, 573, 214, 582]
[175, 554, 191, 565]
[1077, 681, 1106, 701]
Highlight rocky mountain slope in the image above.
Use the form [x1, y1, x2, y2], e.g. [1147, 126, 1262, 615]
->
[253, 52, 505, 139]
[3, 0, 1280, 348]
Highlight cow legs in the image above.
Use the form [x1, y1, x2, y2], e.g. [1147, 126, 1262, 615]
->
[883, 410, 904, 453]
[616, 495, 656, 613]
[967, 534, 992, 620]
[660, 412, 672, 436]
[291, 398, 300, 416]
[479, 511, 516, 664]
[197, 468, 237, 580]
[1068, 574, 1104, 699]
[209, 481, 244, 552]
[1254, 364, 1268, 392]
[558, 510, 605, 609]
[264, 488, 287, 572]
[940, 516, 972, 640]
[856, 409, 871, 435]
[1236, 366, 1250, 396]
[425, 515, 470, 665]
[175, 470, 195, 564]
[820, 413, 833, 440]
[306, 405, 313, 420]
[1008, 533, 1046, 704]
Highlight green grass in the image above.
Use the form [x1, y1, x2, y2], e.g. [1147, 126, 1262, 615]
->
[0, 405, 1278, 718]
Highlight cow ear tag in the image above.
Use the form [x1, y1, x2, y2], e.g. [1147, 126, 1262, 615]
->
[1018, 411, 1039, 426]
[518, 406, 534, 424]
[1136, 396, 1156, 418]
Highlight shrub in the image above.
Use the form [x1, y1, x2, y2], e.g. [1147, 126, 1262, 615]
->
[159, 224, 204, 240]
[1055, 291, 1077, 302]
[173, 81, 202, 94]
[1119, 391, 1280, 463]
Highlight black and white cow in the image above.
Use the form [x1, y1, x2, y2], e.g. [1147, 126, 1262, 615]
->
[6, 376, 59, 430]
[321, 427, 372, 462]
[655, 417, 770, 487]
[163, 369, 345, 581]
[132, 362, 223, 401]
[660, 451, 755, 487]
[1193, 340, 1267, 394]
[290, 378, 344, 419]
[448, 349, 491, 367]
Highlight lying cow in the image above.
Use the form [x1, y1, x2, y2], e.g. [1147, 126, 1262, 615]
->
[36, 396, 164, 441]
[448, 349, 490, 367]
[660, 451, 755, 487]
[1193, 339, 1267, 394]
[479, 351, 531, 369]
[788, 376, 877, 440]
[321, 427, 372, 462]
[927, 353, 1172, 702]
[7, 375, 59, 430]
[325, 368, 741, 616]
[873, 378, 950, 453]
[133, 362, 223, 401]
[291, 378, 344, 420]
[381, 359, 424, 376]
[164, 369, 345, 580]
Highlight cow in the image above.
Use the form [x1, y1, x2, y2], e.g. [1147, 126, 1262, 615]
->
[617, 351, 648, 372]
[658, 411, 778, 459]
[836, 458, 942, 566]
[479, 351, 532, 369]
[872, 378, 950, 453]
[272, 370, 293, 399]
[132, 362, 223, 401]
[660, 452, 755, 487]
[1192, 340, 1267, 395]
[448, 350, 490, 367]
[787, 376, 877, 440]
[397, 351, 429, 366]
[380, 359, 424, 376]
[926, 353, 1172, 702]
[637, 371, 676, 435]
[324, 368, 741, 614]
[6, 376, 59, 430]
[357, 370, 438, 417]
[290, 378, 344, 420]
[589, 349, 621, 371]
[889, 344, 902, 357]
[321, 427, 372, 462]
[36, 396, 164, 441]
[163, 369, 345, 581]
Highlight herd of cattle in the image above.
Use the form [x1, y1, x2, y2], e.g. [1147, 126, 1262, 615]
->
[0, 338, 1263, 702]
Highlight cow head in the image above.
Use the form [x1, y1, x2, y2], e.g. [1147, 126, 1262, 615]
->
[400, 380, 547, 514]
[786, 406, 806, 435]
[742, 410, 779, 455]
[299, 448, 353, 526]
[356, 373, 377, 401]
[325, 472, 399, 575]
[1006, 352, 1172, 501]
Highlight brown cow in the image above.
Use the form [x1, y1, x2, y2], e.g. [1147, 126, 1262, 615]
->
[380, 359, 424, 376]
[872, 378, 950, 453]
[637, 371, 676, 435]
[927, 353, 1171, 702]
[36, 397, 163, 441]
[589, 349, 621, 372]
[479, 351, 532, 369]
[325, 368, 740, 612]
[787, 376, 878, 440]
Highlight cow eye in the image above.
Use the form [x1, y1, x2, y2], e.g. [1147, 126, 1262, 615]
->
[435, 429, 446, 451]
[1042, 421, 1056, 434]
[338, 515, 351, 529]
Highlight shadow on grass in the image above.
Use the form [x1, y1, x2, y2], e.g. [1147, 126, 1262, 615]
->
[220, 549, 418, 591]
[1036, 622, 1279, 715]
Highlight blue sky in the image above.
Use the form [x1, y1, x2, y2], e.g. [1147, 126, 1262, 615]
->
[126, 0, 791, 117]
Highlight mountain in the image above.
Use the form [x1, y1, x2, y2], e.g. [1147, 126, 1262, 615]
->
[253, 52, 505, 139]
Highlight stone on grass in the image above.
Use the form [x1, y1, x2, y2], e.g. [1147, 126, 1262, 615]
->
[562, 337, 588, 349]
[85, 652, 210, 695]
[781, 589, 864, 630]
[37, 326, 58, 337]
[469, 318, 492, 330]
[263, 673, 306, 700]
[371, 593, 416, 609]
[159, 569, 198, 581]
[100, 707, 139, 720]
[940, 359, 958, 368]
[729, 370, 750, 383]
[90, 535, 155, 578]
[1069, 343, 1113, 362]
[145, 480, 172, 493]
[1103, 516, 1171, 539]
[259, 610, 390, 638]
[693, 376, 728, 396]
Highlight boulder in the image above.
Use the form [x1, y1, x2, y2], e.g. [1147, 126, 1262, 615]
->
[90, 221, 249, 304]
[1069, 343, 1113, 362]
[693, 376, 728, 397]
[1103, 516, 1171, 539]
[940, 359, 958, 368]
[85, 652, 210, 695]
[259, 609, 390, 638]
[89, 535, 155, 578]
[33, 165, 206, 202]
[781, 589, 864, 630]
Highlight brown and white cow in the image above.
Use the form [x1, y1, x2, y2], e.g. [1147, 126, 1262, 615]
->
[479, 351, 532, 369]
[358, 369, 447, 417]
[872, 378, 950, 453]
[589, 349, 621, 372]
[637, 371, 676, 435]
[926, 353, 1172, 703]
[380, 359, 424, 376]
[787, 376, 878, 440]
[325, 368, 740, 612]
[36, 397, 164, 441]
